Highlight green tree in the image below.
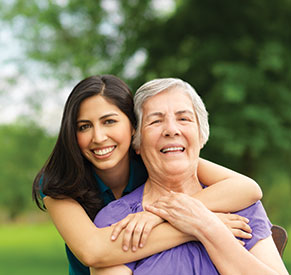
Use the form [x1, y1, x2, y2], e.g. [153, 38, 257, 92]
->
[1, 0, 290, 174]
[0, 122, 56, 220]
[1, 0, 291, 224]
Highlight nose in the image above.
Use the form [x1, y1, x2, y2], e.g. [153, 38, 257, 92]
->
[92, 126, 108, 143]
[162, 118, 181, 137]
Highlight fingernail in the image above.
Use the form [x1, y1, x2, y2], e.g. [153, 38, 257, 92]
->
[132, 246, 136, 252]
[111, 235, 116, 240]
[139, 243, 143, 248]
[123, 245, 128, 251]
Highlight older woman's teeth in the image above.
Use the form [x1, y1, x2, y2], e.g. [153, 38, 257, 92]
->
[94, 146, 115, 156]
[161, 147, 184, 153]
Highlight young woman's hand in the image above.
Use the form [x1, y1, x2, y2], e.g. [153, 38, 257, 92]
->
[214, 213, 252, 245]
[110, 211, 164, 252]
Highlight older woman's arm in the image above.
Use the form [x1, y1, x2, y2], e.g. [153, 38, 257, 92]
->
[200, 221, 288, 274]
[196, 158, 262, 212]
[146, 193, 288, 275]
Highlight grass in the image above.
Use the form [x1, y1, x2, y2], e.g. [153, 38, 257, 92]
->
[0, 222, 290, 274]
[0, 223, 67, 275]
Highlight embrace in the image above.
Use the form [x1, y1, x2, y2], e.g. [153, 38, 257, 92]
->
[91, 78, 287, 274]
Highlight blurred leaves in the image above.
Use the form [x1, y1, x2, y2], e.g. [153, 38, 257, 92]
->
[0, 122, 56, 219]
[0, 0, 290, 224]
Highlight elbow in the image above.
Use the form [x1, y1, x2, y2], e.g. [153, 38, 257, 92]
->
[76, 243, 108, 268]
[80, 254, 102, 268]
[249, 178, 263, 202]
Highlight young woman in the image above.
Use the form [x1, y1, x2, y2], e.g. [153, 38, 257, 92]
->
[32, 75, 262, 275]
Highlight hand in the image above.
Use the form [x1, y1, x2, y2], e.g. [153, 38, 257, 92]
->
[215, 213, 252, 245]
[145, 191, 215, 238]
[111, 211, 164, 252]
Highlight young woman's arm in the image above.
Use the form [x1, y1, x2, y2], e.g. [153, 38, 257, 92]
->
[196, 158, 262, 212]
[44, 196, 193, 268]
[44, 159, 260, 268]
[111, 158, 259, 250]
[90, 265, 132, 275]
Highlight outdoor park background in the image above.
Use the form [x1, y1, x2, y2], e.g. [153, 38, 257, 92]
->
[0, 0, 290, 274]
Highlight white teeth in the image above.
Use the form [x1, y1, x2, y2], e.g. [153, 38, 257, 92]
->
[94, 146, 115, 156]
[161, 147, 184, 153]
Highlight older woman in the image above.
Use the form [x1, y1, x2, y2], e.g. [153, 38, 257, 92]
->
[91, 78, 288, 274]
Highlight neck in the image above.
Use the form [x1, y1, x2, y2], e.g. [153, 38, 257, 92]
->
[95, 155, 130, 199]
[143, 172, 202, 205]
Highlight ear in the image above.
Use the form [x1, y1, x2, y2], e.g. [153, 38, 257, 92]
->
[135, 148, 140, 155]
[131, 128, 136, 136]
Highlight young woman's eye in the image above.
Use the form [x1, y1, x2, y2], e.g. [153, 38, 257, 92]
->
[104, 119, 117, 125]
[78, 124, 90, 131]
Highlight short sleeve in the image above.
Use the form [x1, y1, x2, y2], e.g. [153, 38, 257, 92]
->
[39, 175, 46, 199]
[234, 201, 272, 250]
[93, 199, 133, 228]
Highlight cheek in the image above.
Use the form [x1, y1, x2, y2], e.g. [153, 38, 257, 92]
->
[116, 122, 134, 145]
[76, 133, 90, 150]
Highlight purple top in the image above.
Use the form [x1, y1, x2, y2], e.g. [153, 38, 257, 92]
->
[94, 184, 272, 274]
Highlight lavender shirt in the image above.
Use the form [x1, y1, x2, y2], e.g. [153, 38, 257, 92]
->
[94, 184, 272, 274]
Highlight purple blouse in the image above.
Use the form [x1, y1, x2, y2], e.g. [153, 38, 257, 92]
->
[94, 184, 272, 274]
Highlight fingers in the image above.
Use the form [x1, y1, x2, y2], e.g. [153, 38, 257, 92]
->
[238, 240, 245, 246]
[111, 218, 130, 241]
[231, 228, 252, 239]
[122, 217, 140, 251]
[228, 214, 250, 225]
[145, 204, 170, 221]
[139, 223, 154, 248]
[227, 214, 252, 234]
[132, 221, 154, 250]
[111, 212, 163, 252]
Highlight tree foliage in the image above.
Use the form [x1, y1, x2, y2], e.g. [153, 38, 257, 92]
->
[0, 122, 56, 220]
[1, 0, 290, 222]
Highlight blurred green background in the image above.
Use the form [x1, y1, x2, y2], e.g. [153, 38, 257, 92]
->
[0, 0, 290, 273]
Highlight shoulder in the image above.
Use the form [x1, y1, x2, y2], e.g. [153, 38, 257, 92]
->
[234, 201, 272, 250]
[94, 185, 145, 228]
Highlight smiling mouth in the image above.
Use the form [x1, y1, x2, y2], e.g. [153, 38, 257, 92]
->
[160, 146, 185, 153]
[93, 146, 116, 156]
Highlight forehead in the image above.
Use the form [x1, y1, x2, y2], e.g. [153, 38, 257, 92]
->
[142, 87, 193, 115]
[77, 95, 124, 120]
[79, 95, 118, 111]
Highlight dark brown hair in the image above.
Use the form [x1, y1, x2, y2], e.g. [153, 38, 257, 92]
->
[32, 75, 135, 220]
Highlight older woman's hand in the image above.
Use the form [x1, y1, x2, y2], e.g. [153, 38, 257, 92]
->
[145, 191, 215, 238]
[110, 211, 164, 252]
[145, 191, 252, 244]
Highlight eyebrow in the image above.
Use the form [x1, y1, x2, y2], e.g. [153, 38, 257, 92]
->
[77, 112, 119, 124]
[175, 110, 195, 116]
[145, 109, 194, 121]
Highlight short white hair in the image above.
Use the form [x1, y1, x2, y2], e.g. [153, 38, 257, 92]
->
[132, 78, 209, 149]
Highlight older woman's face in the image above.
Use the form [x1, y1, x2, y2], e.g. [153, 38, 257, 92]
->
[139, 87, 202, 178]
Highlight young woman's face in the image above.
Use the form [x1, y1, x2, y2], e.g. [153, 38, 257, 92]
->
[76, 95, 134, 173]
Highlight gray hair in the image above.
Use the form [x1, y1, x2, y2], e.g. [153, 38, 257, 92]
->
[132, 78, 209, 149]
